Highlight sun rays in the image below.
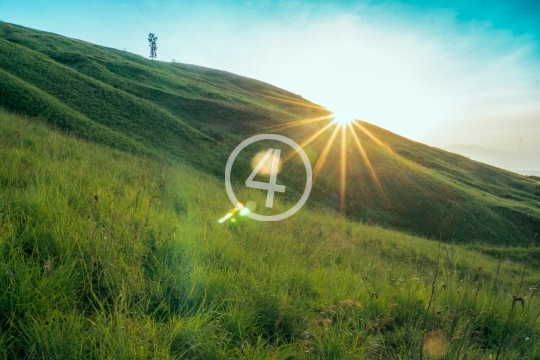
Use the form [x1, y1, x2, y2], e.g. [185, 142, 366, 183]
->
[340, 124, 347, 214]
[274, 111, 389, 215]
[348, 122, 385, 196]
[313, 123, 341, 179]
[264, 114, 333, 132]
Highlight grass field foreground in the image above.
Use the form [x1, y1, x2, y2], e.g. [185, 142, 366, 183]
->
[1, 109, 540, 359]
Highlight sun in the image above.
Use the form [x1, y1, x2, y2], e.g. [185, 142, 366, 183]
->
[331, 110, 356, 125]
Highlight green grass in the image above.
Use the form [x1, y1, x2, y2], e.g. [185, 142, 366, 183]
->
[1, 22, 539, 246]
[325, 122, 540, 245]
[2, 109, 540, 359]
[0, 22, 322, 173]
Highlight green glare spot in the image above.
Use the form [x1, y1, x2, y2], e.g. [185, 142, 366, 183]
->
[231, 218, 237, 223]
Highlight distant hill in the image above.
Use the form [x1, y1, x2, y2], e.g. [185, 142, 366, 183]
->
[1, 22, 539, 246]
[443, 143, 540, 175]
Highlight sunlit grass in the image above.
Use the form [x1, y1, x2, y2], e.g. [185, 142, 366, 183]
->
[1, 109, 539, 358]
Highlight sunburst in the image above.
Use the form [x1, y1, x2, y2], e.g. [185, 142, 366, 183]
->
[219, 107, 390, 223]
[276, 109, 389, 215]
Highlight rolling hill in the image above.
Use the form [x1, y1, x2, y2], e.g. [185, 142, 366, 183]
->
[1, 21, 539, 247]
[1, 22, 540, 359]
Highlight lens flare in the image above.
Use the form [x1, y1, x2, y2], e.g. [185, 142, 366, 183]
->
[218, 202, 243, 223]
[251, 150, 282, 176]
[218, 201, 256, 223]
[218, 212, 234, 224]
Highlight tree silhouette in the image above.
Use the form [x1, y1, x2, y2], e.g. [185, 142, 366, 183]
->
[148, 33, 158, 60]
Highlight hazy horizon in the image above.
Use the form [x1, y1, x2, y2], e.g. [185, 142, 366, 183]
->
[443, 143, 540, 175]
[1, 0, 539, 172]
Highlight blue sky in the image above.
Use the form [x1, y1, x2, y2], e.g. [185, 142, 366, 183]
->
[1, 0, 539, 169]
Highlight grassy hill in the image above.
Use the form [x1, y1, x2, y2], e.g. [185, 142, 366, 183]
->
[309, 122, 540, 245]
[0, 21, 539, 247]
[2, 108, 540, 359]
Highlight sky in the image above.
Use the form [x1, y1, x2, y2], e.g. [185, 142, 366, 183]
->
[1, 0, 539, 171]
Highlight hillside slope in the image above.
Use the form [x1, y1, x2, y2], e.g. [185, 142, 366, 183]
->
[296, 121, 540, 245]
[1, 22, 539, 246]
[1, 109, 539, 359]
[0, 22, 327, 173]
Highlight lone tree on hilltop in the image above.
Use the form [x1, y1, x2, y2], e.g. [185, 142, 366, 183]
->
[148, 33, 158, 60]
